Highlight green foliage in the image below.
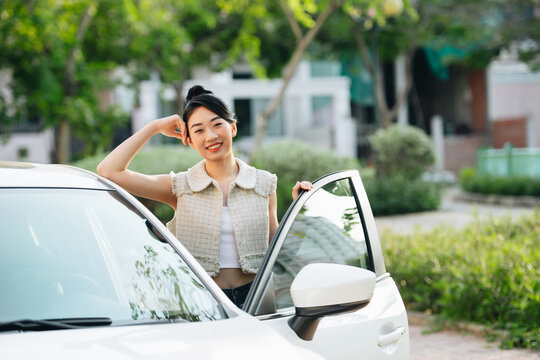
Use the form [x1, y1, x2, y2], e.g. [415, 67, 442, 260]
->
[0, 0, 238, 161]
[251, 139, 373, 219]
[382, 212, 540, 349]
[364, 177, 442, 215]
[369, 125, 435, 179]
[75, 140, 441, 221]
[460, 167, 540, 197]
[75, 141, 369, 222]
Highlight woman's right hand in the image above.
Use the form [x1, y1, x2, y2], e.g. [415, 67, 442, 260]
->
[154, 114, 188, 145]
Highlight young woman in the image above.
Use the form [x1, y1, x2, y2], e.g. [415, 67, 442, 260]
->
[97, 85, 312, 307]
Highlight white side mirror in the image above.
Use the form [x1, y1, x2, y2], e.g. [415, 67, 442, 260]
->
[288, 263, 376, 340]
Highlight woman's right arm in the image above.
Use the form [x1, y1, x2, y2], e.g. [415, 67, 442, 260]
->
[97, 114, 187, 210]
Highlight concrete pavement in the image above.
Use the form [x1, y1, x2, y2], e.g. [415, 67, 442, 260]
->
[375, 186, 536, 236]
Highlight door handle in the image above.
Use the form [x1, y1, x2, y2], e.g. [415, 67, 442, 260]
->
[377, 326, 406, 346]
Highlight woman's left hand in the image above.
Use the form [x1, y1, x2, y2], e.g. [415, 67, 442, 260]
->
[292, 181, 313, 200]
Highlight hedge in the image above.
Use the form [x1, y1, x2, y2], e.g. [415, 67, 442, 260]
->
[74, 141, 442, 221]
[369, 124, 435, 180]
[382, 212, 540, 349]
[364, 177, 442, 216]
[251, 139, 372, 219]
[460, 167, 540, 197]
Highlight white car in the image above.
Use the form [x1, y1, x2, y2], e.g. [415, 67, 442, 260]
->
[0, 161, 410, 359]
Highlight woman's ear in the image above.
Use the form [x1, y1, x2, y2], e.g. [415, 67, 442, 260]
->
[231, 122, 237, 138]
[187, 137, 194, 148]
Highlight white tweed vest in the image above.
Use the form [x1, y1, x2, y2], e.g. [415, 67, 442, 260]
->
[166, 159, 277, 277]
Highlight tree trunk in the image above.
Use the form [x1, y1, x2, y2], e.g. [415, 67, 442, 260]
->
[56, 120, 71, 164]
[173, 80, 185, 114]
[352, 20, 413, 129]
[248, 0, 344, 163]
[56, 3, 96, 163]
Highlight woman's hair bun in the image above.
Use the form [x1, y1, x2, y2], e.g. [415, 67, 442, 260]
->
[186, 85, 213, 102]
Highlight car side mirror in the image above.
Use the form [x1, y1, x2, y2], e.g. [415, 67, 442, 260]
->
[288, 263, 376, 341]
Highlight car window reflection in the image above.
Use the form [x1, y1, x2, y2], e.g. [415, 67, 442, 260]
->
[0, 189, 225, 324]
[273, 179, 372, 309]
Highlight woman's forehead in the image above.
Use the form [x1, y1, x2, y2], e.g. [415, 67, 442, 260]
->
[188, 107, 222, 127]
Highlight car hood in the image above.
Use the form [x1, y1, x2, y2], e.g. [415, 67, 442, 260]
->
[0, 315, 323, 360]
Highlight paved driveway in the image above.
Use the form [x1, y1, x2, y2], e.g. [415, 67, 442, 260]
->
[375, 187, 536, 236]
[409, 324, 539, 360]
[374, 187, 539, 359]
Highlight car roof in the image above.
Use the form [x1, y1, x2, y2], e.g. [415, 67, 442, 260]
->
[0, 161, 112, 190]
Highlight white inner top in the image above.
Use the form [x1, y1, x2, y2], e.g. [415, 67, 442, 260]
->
[219, 206, 241, 268]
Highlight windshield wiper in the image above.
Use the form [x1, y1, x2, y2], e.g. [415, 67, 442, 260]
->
[0, 317, 112, 332]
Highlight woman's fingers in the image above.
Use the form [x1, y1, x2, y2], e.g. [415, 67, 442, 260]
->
[174, 116, 189, 146]
[292, 181, 313, 200]
[299, 181, 313, 190]
[158, 114, 188, 145]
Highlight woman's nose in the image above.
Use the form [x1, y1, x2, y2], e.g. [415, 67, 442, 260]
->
[206, 129, 218, 140]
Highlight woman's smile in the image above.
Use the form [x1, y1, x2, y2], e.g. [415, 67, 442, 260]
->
[206, 142, 223, 152]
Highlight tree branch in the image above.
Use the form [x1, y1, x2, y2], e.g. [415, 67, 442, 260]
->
[64, 3, 97, 96]
[351, 20, 374, 74]
[388, 51, 413, 121]
[249, 0, 344, 162]
[280, 0, 344, 83]
[277, 0, 303, 44]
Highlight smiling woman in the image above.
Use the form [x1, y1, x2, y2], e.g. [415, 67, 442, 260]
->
[97, 85, 312, 308]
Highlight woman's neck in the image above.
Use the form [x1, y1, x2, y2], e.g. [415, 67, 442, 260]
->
[204, 154, 238, 182]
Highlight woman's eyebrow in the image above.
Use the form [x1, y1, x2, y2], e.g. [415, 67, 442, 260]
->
[190, 116, 221, 129]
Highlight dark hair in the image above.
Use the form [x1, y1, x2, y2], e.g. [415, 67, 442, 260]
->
[182, 85, 235, 136]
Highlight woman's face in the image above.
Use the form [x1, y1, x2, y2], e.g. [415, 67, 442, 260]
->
[186, 106, 237, 161]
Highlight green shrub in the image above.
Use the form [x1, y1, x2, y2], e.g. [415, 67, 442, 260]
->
[460, 168, 540, 197]
[73, 145, 202, 224]
[75, 141, 441, 221]
[74, 142, 370, 222]
[251, 139, 373, 219]
[364, 177, 442, 216]
[382, 212, 540, 349]
[73, 145, 202, 175]
[369, 125, 435, 179]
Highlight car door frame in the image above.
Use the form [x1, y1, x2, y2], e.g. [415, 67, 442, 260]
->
[243, 170, 388, 316]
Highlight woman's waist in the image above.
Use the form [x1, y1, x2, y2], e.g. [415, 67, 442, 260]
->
[213, 268, 255, 289]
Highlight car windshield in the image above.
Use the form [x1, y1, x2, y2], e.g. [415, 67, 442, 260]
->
[0, 189, 225, 325]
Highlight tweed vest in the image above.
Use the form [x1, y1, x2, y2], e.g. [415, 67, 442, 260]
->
[166, 159, 277, 277]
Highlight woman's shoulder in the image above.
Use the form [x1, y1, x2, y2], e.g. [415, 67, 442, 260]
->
[254, 167, 277, 197]
[236, 158, 276, 196]
[169, 170, 190, 196]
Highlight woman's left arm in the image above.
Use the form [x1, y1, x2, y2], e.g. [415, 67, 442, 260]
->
[268, 181, 313, 243]
[268, 192, 279, 243]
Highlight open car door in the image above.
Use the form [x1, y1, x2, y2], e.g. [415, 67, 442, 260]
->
[243, 170, 410, 360]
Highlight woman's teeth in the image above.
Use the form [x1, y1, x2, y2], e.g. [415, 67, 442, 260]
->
[207, 143, 221, 150]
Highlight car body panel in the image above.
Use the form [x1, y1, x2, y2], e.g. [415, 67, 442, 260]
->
[260, 277, 409, 359]
[245, 171, 410, 359]
[0, 161, 109, 190]
[0, 161, 409, 359]
[0, 316, 324, 359]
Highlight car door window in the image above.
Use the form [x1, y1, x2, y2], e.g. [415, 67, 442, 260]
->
[272, 178, 372, 309]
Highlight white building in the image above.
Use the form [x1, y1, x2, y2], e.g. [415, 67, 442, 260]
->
[140, 61, 356, 158]
[487, 49, 540, 148]
[0, 61, 359, 163]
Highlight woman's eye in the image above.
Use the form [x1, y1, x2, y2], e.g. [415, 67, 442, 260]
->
[214, 122, 222, 127]
[194, 129, 203, 134]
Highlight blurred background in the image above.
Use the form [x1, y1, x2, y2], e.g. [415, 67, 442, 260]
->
[1, 0, 539, 171]
[1, 0, 539, 351]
